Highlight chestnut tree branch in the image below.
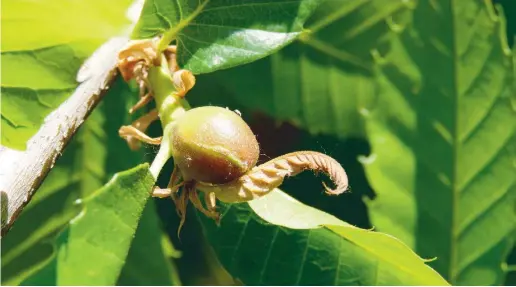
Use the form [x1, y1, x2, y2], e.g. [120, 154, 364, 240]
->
[0, 37, 129, 236]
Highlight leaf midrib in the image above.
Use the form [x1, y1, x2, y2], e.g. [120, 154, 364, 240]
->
[449, 0, 459, 283]
[298, 1, 407, 69]
[158, 0, 210, 51]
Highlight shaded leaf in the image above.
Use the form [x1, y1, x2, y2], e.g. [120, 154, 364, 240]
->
[118, 200, 181, 286]
[22, 164, 155, 285]
[493, 0, 515, 47]
[132, 0, 322, 74]
[505, 247, 516, 285]
[152, 161, 239, 286]
[0, 0, 132, 150]
[198, 189, 448, 285]
[361, 0, 516, 285]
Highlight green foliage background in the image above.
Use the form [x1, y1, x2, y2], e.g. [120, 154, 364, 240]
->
[1, 0, 515, 286]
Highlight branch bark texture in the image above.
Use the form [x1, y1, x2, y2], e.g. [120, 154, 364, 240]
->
[0, 37, 129, 236]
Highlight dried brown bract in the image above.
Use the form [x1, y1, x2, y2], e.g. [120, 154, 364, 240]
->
[117, 38, 161, 82]
[117, 38, 163, 114]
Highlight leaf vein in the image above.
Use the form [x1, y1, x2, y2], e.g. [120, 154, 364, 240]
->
[199, 1, 303, 14]
[258, 226, 280, 284]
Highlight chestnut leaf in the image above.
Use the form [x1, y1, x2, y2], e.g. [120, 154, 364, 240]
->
[360, 1, 516, 285]
[132, 0, 323, 74]
[20, 164, 155, 285]
[197, 188, 449, 285]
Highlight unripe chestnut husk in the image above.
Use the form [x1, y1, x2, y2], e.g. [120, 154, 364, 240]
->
[170, 106, 260, 184]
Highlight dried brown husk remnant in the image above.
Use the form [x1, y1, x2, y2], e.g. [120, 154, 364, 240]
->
[117, 38, 161, 82]
[198, 151, 349, 203]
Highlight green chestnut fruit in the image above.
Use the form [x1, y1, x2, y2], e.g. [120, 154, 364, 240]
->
[170, 106, 260, 184]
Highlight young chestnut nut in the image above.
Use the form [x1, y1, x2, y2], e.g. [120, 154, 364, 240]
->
[116, 41, 349, 236]
[170, 106, 260, 184]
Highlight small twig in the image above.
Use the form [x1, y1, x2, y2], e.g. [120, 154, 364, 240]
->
[0, 37, 129, 236]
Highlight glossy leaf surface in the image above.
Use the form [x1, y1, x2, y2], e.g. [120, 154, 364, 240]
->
[133, 0, 322, 74]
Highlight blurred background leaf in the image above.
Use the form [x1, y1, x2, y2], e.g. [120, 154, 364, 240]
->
[493, 0, 516, 285]
[132, 0, 323, 74]
[505, 247, 516, 285]
[493, 0, 515, 47]
[0, 0, 133, 150]
[360, 0, 516, 285]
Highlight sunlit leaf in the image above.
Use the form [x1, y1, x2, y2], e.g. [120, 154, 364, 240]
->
[132, 0, 323, 74]
[21, 164, 154, 285]
[361, 1, 516, 285]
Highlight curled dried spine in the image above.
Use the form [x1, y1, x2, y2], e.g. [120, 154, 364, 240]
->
[197, 151, 349, 203]
[173, 180, 219, 237]
[118, 126, 162, 146]
[118, 109, 161, 150]
[150, 164, 220, 235]
[129, 93, 153, 114]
